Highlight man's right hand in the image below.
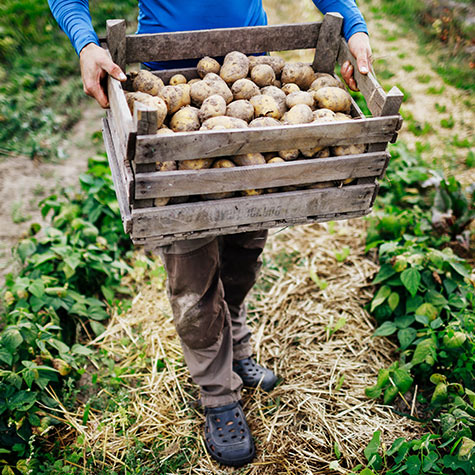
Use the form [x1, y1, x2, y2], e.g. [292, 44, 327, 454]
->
[79, 43, 127, 108]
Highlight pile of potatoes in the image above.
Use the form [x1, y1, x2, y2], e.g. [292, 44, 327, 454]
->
[124, 52, 366, 206]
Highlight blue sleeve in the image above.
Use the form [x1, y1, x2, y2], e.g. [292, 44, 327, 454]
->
[312, 0, 368, 40]
[48, 0, 100, 55]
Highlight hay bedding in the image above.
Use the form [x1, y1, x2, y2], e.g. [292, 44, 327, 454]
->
[54, 220, 424, 473]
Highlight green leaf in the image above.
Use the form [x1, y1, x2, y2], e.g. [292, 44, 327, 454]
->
[449, 261, 470, 278]
[8, 391, 36, 412]
[364, 430, 381, 462]
[387, 437, 406, 457]
[400, 268, 421, 297]
[2, 329, 23, 353]
[404, 454, 421, 475]
[398, 328, 417, 349]
[395, 314, 415, 329]
[359, 470, 377, 475]
[28, 279, 45, 298]
[422, 451, 439, 472]
[365, 386, 382, 399]
[90, 321, 106, 336]
[425, 290, 448, 307]
[17, 240, 36, 262]
[383, 385, 399, 404]
[373, 321, 398, 337]
[376, 369, 390, 388]
[388, 292, 400, 311]
[373, 264, 397, 285]
[416, 303, 438, 320]
[406, 295, 424, 313]
[3, 466, 15, 475]
[411, 338, 436, 366]
[71, 344, 94, 356]
[393, 368, 413, 393]
[371, 285, 391, 312]
[458, 437, 475, 460]
[0, 348, 13, 365]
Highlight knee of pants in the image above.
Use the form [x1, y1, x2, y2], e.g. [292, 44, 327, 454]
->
[176, 303, 226, 350]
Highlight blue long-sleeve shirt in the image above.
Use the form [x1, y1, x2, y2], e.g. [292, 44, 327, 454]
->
[48, 0, 368, 66]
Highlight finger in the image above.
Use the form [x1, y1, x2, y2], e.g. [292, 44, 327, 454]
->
[102, 60, 127, 81]
[341, 62, 353, 85]
[84, 82, 109, 108]
[356, 52, 369, 75]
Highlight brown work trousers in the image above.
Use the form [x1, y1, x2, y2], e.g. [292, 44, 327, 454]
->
[158, 230, 268, 407]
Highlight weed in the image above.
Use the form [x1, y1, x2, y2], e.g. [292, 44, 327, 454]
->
[402, 64, 415, 72]
[440, 116, 455, 129]
[427, 85, 445, 95]
[435, 103, 447, 113]
[416, 74, 431, 84]
[451, 135, 473, 149]
[465, 150, 474, 168]
[11, 201, 32, 224]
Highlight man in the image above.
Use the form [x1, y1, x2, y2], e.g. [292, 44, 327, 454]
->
[49, 0, 372, 467]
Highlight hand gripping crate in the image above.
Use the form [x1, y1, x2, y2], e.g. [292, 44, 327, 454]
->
[102, 13, 403, 250]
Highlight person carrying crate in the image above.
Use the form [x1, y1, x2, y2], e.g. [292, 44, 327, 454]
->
[49, 0, 372, 467]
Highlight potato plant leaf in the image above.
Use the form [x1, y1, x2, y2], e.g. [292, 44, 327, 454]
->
[400, 268, 421, 297]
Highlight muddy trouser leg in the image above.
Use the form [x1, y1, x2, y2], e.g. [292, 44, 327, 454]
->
[158, 236, 242, 408]
[220, 230, 268, 360]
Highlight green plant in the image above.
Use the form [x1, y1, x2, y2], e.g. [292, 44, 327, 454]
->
[440, 116, 455, 129]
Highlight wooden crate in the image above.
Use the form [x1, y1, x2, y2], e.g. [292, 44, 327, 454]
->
[103, 13, 403, 249]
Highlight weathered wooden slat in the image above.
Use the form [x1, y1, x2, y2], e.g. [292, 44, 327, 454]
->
[313, 13, 343, 73]
[337, 37, 386, 116]
[125, 23, 322, 63]
[138, 208, 372, 249]
[131, 184, 375, 238]
[102, 118, 132, 234]
[106, 20, 126, 72]
[134, 116, 399, 163]
[135, 151, 388, 199]
[107, 75, 136, 160]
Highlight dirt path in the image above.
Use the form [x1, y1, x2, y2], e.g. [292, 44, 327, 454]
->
[0, 100, 104, 283]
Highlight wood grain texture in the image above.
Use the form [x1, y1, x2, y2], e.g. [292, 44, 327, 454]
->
[130, 184, 375, 238]
[138, 208, 371, 249]
[134, 116, 399, 163]
[106, 20, 126, 72]
[125, 23, 321, 63]
[313, 13, 343, 73]
[133, 101, 158, 135]
[102, 117, 132, 234]
[135, 151, 389, 199]
[337, 37, 386, 116]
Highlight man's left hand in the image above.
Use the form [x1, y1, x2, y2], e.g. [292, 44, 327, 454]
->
[341, 32, 373, 91]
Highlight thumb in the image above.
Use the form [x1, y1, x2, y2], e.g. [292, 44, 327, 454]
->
[356, 52, 370, 75]
[103, 60, 127, 81]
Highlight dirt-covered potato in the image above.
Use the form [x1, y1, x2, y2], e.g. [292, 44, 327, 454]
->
[278, 149, 299, 161]
[317, 148, 330, 158]
[178, 158, 214, 170]
[260, 86, 287, 116]
[125, 92, 168, 128]
[282, 104, 313, 124]
[170, 106, 200, 132]
[199, 94, 227, 122]
[250, 64, 275, 87]
[156, 127, 174, 136]
[132, 70, 164, 96]
[197, 56, 221, 79]
[281, 83, 300, 95]
[249, 117, 281, 127]
[250, 95, 282, 119]
[332, 144, 366, 156]
[286, 91, 314, 109]
[226, 100, 254, 123]
[300, 145, 325, 158]
[159, 84, 191, 114]
[267, 157, 285, 164]
[154, 197, 170, 206]
[310, 74, 343, 91]
[220, 51, 249, 84]
[156, 160, 177, 171]
[190, 73, 233, 106]
[308, 180, 333, 189]
[169, 74, 187, 86]
[313, 108, 336, 122]
[231, 78, 260, 101]
[313, 87, 352, 113]
[248, 55, 285, 75]
[233, 153, 266, 166]
[273, 80, 281, 88]
[188, 78, 201, 86]
[200, 116, 248, 130]
[281, 62, 315, 90]
[242, 188, 263, 196]
[334, 112, 353, 121]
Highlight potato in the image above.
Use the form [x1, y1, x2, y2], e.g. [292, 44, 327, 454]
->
[200, 159, 236, 200]
[188, 78, 201, 86]
[233, 153, 266, 166]
[308, 181, 333, 189]
[154, 197, 170, 206]
[132, 70, 164, 96]
[282, 83, 300, 95]
[125, 92, 168, 128]
[226, 100, 254, 122]
[156, 160, 177, 171]
[159, 84, 191, 114]
[201, 116, 248, 130]
[281, 62, 315, 90]
[250, 95, 282, 119]
[273, 79, 282, 88]
[260, 86, 287, 116]
[286, 91, 314, 109]
[170, 106, 200, 132]
[220, 51, 249, 84]
[190, 73, 233, 106]
[267, 157, 285, 164]
[231, 78, 261, 101]
[313, 108, 336, 122]
[199, 94, 227, 122]
[300, 145, 325, 158]
[156, 127, 174, 136]
[248, 55, 285, 75]
[250, 64, 275, 87]
[242, 188, 263, 196]
[278, 149, 299, 161]
[317, 147, 330, 158]
[282, 104, 313, 124]
[249, 117, 281, 127]
[178, 158, 214, 170]
[309, 74, 344, 91]
[169, 196, 189, 204]
[263, 152, 277, 162]
[197, 56, 221, 78]
[169, 74, 187, 85]
[313, 87, 351, 113]
[334, 112, 353, 121]
[332, 144, 366, 156]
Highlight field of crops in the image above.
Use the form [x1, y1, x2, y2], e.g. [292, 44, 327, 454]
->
[0, 0, 473, 473]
